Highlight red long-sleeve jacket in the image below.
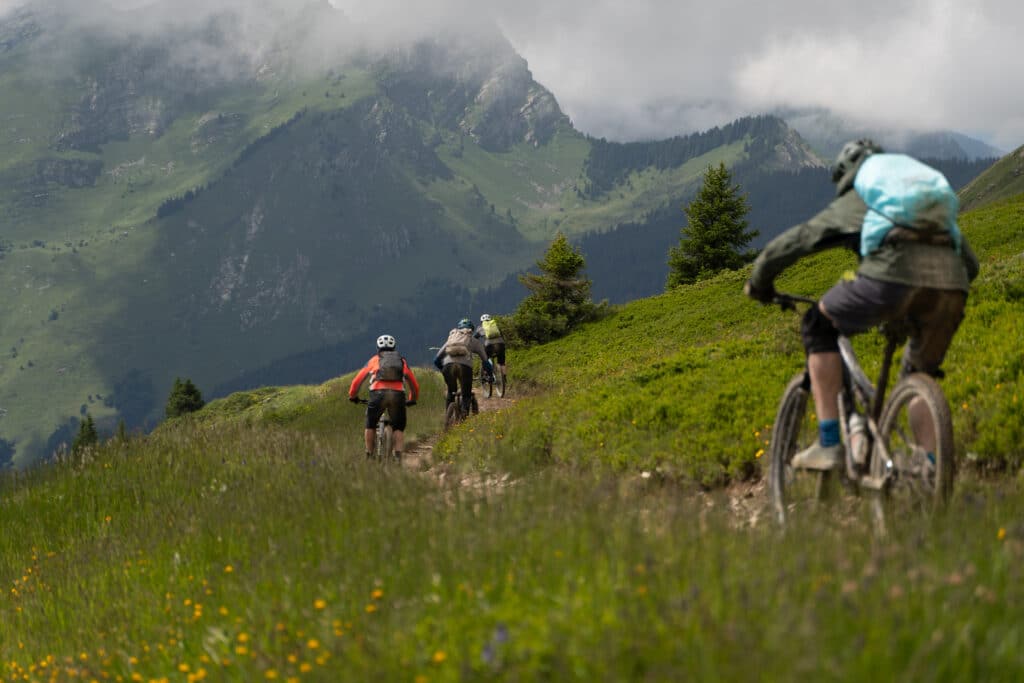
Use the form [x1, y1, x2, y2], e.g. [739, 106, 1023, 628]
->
[348, 355, 420, 401]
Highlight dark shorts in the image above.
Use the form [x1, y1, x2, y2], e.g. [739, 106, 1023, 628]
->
[807, 276, 966, 376]
[442, 363, 475, 410]
[485, 342, 506, 365]
[366, 389, 407, 431]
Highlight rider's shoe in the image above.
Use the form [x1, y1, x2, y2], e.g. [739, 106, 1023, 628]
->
[790, 442, 844, 470]
[365, 451, 373, 459]
[393, 450, 402, 464]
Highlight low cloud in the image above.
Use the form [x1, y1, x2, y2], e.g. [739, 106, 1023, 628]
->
[4, 0, 1022, 149]
[490, 0, 1023, 149]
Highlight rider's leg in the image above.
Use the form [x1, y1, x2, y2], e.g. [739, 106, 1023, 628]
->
[804, 302, 843, 442]
[441, 364, 458, 405]
[903, 289, 967, 456]
[389, 393, 408, 455]
[808, 350, 843, 431]
[365, 392, 385, 456]
[458, 364, 474, 413]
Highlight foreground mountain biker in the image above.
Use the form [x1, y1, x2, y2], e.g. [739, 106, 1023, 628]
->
[348, 334, 420, 461]
[433, 318, 492, 417]
[475, 314, 507, 386]
[744, 139, 979, 471]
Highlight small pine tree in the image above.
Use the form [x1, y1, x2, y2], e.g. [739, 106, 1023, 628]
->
[115, 418, 128, 443]
[165, 377, 205, 418]
[509, 232, 600, 345]
[667, 163, 758, 288]
[72, 414, 98, 454]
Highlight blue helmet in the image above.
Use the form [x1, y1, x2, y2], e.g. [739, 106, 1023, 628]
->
[456, 318, 474, 330]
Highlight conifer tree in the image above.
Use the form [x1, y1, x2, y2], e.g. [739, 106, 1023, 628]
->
[165, 377, 205, 418]
[667, 163, 757, 288]
[116, 418, 128, 443]
[72, 414, 98, 454]
[510, 232, 600, 344]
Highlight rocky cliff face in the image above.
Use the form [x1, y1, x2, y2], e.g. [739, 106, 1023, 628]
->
[378, 37, 569, 152]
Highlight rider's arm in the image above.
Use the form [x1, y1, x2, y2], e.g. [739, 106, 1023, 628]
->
[348, 361, 372, 399]
[750, 192, 865, 291]
[403, 361, 420, 401]
[432, 346, 445, 371]
[472, 338, 494, 374]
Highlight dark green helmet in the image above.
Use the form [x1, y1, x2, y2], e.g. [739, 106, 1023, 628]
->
[831, 139, 884, 183]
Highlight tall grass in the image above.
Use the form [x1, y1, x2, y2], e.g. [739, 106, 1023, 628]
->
[2, 414, 1022, 680]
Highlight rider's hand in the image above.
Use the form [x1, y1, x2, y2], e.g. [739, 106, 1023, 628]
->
[406, 400, 417, 407]
[744, 279, 775, 304]
[348, 396, 360, 404]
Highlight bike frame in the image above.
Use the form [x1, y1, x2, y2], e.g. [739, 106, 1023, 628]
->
[778, 294, 904, 491]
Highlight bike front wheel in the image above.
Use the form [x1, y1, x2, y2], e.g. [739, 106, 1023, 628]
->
[483, 372, 494, 399]
[768, 372, 832, 525]
[874, 373, 954, 513]
[495, 370, 506, 398]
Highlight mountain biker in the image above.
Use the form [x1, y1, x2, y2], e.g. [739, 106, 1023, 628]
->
[474, 314, 507, 385]
[348, 334, 420, 461]
[744, 139, 980, 471]
[433, 318, 492, 417]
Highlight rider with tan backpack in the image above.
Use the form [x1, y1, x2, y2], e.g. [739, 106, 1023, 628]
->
[433, 318, 492, 416]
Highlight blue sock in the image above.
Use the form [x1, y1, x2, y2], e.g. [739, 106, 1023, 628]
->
[819, 419, 840, 447]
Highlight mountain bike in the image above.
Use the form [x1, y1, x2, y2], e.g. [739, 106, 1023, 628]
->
[767, 293, 955, 526]
[444, 390, 478, 429]
[355, 398, 414, 464]
[478, 360, 505, 399]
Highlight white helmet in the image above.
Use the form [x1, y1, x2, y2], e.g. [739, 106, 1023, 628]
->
[376, 334, 396, 350]
[480, 314, 492, 322]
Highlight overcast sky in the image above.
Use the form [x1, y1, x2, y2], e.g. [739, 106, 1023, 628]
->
[336, 0, 1024, 150]
[3, 0, 1022, 149]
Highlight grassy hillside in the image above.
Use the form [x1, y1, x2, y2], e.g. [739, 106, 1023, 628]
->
[959, 144, 1024, 211]
[1, 311, 1023, 679]
[440, 194, 1024, 486]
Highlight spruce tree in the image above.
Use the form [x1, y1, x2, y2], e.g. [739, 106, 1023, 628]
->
[72, 414, 98, 454]
[510, 232, 599, 344]
[165, 377, 205, 418]
[667, 163, 757, 288]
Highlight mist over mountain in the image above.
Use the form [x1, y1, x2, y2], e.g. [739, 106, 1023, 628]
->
[780, 108, 1005, 161]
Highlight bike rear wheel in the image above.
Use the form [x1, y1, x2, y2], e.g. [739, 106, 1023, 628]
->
[445, 400, 462, 429]
[768, 372, 833, 525]
[376, 422, 394, 462]
[874, 373, 954, 513]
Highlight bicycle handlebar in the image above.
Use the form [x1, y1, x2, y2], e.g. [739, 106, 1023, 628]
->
[773, 293, 817, 312]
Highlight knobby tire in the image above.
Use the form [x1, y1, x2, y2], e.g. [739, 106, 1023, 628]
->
[875, 373, 954, 513]
[768, 373, 828, 525]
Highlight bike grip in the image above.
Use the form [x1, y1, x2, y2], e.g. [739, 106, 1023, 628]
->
[406, 400, 417, 407]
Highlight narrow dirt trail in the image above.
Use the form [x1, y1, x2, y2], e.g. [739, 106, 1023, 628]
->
[402, 393, 516, 474]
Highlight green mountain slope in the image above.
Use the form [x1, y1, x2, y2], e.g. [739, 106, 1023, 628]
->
[442, 195, 1024, 485]
[959, 144, 1024, 211]
[0, 2, 833, 465]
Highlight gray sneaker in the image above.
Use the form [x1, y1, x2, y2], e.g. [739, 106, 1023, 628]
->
[790, 442, 844, 470]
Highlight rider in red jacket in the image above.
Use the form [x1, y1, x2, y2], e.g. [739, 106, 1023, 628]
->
[349, 334, 420, 460]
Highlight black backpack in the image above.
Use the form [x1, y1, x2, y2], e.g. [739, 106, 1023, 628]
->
[376, 351, 405, 382]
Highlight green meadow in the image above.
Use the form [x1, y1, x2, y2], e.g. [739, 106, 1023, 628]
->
[1, 195, 1023, 681]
